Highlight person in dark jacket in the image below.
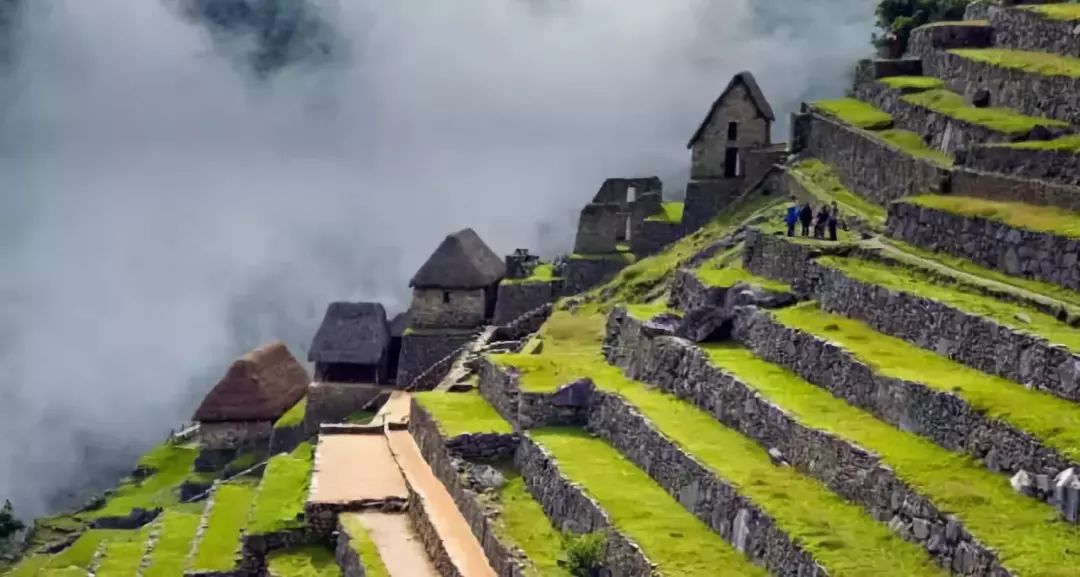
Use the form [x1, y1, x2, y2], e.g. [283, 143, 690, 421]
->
[814, 205, 830, 239]
[785, 197, 799, 237]
[828, 201, 840, 241]
[798, 203, 813, 237]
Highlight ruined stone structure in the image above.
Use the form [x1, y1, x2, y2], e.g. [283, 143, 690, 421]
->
[308, 302, 392, 384]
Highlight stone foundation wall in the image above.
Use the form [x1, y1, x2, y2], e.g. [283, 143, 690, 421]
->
[602, 308, 1008, 576]
[407, 486, 466, 577]
[812, 261, 1080, 402]
[886, 201, 1080, 291]
[397, 332, 475, 387]
[197, 422, 273, 451]
[335, 525, 368, 577]
[853, 58, 923, 88]
[950, 168, 1080, 212]
[241, 529, 312, 576]
[732, 308, 1076, 483]
[922, 49, 1080, 125]
[575, 203, 623, 254]
[631, 220, 683, 257]
[514, 438, 658, 577]
[563, 256, 630, 295]
[962, 144, 1080, 188]
[684, 179, 743, 232]
[989, 5, 1080, 58]
[742, 228, 852, 292]
[305, 500, 406, 540]
[477, 359, 592, 430]
[306, 382, 387, 426]
[269, 423, 310, 455]
[802, 111, 948, 204]
[493, 281, 561, 326]
[667, 269, 733, 312]
[906, 22, 994, 61]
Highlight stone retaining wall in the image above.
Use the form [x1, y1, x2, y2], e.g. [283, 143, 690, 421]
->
[812, 261, 1080, 402]
[410, 402, 529, 577]
[564, 256, 630, 295]
[493, 282, 562, 326]
[950, 168, 1080, 212]
[240, 529, 313, 576]
[802, 110, 948, 204]
[478, 359, 593, 430]
[306, 382, 387, 427]
[742, 228, 852, 292]
[407, 485, 465, 577]
[514, 437, 658, 577]
[989, 5, 1080, 58]
[668, 269, 734, 311]
[732, 308, 1076, 483]
[397, 332, 476, 387]
[907, 22, 994, 61]
[632, 220, 684, 257]
[335, 524, 368, 577]
[886, 201, 1080, 291]
[962, 144, 1080, 187]
[922, 49, 1080, 126]
[603, 308, 1008, 576]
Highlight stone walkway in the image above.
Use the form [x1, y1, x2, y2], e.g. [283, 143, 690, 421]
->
[342, 512, 440, 577]
[309, 434, 408, 505]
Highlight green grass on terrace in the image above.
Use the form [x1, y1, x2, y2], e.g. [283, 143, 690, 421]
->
[490, 469, 573, 577]
[414, 390, 512, 437]
[625, 302, 678, 321]
[142, 503, 204, 577]
[92, 442, 198, 519]
[703, 344, 1080, 576]
[95, 536, 149, 577]
[644, 202, 685, 224]
[502, 263, 559, 286]
[46, 529, 143, 570]
[190, 480, 258, 572]
[695, 262, 791, 294]
[339, 515, 389, 577]
[4, 556, 48, 577]
[789, 159, 887, 226]
[919, 19, 989, 28]
[875, 129, 954, 166]
[811, 98, 893, 129]
[266, 546, 340, 577]
[819, 255, 1080, 352]
[247, 443, 314, 536]
[878, 76, 945, 91]
[951, 48, 1080, 79]
[275, 397, 307, 430]
[568, 252, 636, 264]
[773, 303, 1080, 462]
[1025, 3, 1080, 21]
[905, 195, 1080, 238]
[1001, 134, 1080, 153]
[902, 88, 1068, 134]
[532, 429, 770, 577]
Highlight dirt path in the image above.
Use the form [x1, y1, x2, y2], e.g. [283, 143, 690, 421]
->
[310, 434, 408, 504]
[387, 430, 497, 577]
[344, 512, 440, 577]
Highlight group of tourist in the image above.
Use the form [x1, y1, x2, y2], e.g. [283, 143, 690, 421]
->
[785, 197, 842, 241]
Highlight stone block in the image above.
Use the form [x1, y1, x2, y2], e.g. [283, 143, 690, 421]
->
[574, 203, 623, 254]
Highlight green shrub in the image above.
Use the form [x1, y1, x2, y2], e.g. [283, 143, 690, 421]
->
[561, 532, 606, 577]
[874, 0, 968, 48]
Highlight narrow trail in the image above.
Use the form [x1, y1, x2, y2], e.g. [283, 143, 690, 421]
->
[345, 512, 440, 577]
[435, 326, 498, 392]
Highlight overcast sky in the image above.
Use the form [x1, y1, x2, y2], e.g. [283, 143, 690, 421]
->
[0, 0, 875, 518]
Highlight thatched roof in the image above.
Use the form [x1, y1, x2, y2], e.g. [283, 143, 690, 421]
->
[308, 302, 390, 365]
[193, 341, 310, 422]
[688, 71, 775, 148]
[410, 228, 506, 289]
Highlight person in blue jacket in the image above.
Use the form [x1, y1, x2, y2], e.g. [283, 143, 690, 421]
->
[785, 196, 799, 237]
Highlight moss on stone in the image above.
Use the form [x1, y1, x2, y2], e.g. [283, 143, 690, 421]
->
[413, 391, 512, 437]
[91, 442, 198, 519]
[902, 88, 1068, 134]
[905, 194, 1080, 238]
[875, 129, 954, 166]
[489, 470, 573, 577]
[789, 159, 887, 226]
[819, 255, 1080, 352]
[703, 344, 1080, 576]
[773, 303, 1080, 463]
[247, 443, 314, 536]
[339, 515, 389, 577]
[532, 429, 770, 577]
[878, 76, 945, 91]
[645, 202, 685, 224]
[190, 480, 258, 572]
[1025, 4, 1080, 21]
[142, 504, 203, 577]
[951, 48, 1080, 78]
[266, 545, 340, 577]
[1000, 134, 1080, 153]
[811, 98, 894, 130]
[274, 397, 307, 430]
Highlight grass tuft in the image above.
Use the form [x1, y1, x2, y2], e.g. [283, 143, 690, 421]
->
[904, 195, 1080, 238]
[414, 391, 513, 437]
[247, 443, 314, 536]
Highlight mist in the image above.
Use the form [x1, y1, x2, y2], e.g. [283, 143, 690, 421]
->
[0, 0, 875, 519]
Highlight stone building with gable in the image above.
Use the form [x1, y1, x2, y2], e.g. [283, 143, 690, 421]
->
[192, 341, 310, 450]
[307, 302, 392, 384]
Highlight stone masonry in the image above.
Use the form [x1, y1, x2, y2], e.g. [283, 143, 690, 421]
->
[989, 5, 1080, 58]
[962, 144, 1080, 188]
[886, 201, 1080, 292]
[493, 281, 562, 326]
[950, 168, 1080, 212]
[396, 331, 476, 387]
[477, 359, 593, 431]
[906, 22, 994, 61]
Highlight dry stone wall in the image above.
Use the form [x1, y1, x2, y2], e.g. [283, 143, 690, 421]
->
[732, 308, 1077, 483]
[493, 281, 561, 326]
[906, 22, 994, 61]
[801, 111, 948, 204]
[397, 331, 475, 387]
[886, 201, 1080, 291]
[811, 261, 1080, 402]
[602, 308, 1009, 576]
[335, 525, 368, 577]
[950, 168, 1080, 212]
[962, 144, 1080, 188]
[564, 256, 629, 295]
[989, 5, 1080, 58]
[631, 220, 683, 257]
[477, 359, 593, 430]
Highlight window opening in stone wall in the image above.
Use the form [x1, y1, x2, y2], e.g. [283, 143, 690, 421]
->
[626, 186, 637, 203]
[728, 121, 738, 140]
[442, 291, 450, 304]
[724, 147, 739, 178]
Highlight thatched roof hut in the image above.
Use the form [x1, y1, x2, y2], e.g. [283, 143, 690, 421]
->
[410, 228, 506, 289]
[193, 341, 309, 422]
[307, 302, 390, 365]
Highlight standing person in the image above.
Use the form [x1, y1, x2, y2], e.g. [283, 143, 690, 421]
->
[815, 205, 830, 239]
[799, 202, 813, 237]
[828, 201, 840, 241]
[785, 196, 799, 237]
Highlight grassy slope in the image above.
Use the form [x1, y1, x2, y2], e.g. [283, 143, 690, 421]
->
[531, 429, 769, 577]
[951, 48, 1080, 78]
[905, 195, 1080, 238]
[414, 391, 513, 437]
[142, 504, 204, 577]
[339, 515, 390, 577]
[819, 255, 1080, 351]
[490, 470, 572, 577]
[247, 443, 314, 536]
[275, 397, 307, 430]
[789, 159, 887, 225]
[266, 546, 340, 577]
[46, 530, 139, 570]
[95, 536, 149, 577]
[902, 88, 1067, 133]
[704, 344, 1080, 576]
[190, 481, 258, 572]
[773, 303, 1080, 462]
[92, 442, 198, 518]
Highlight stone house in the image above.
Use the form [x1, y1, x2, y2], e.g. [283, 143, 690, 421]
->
[192, 341, 310, 450]
[408, 228, 507, 330]
[308, 302, 391, 384]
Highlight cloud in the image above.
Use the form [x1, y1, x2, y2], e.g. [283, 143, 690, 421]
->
[0, 0, 874, 517]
